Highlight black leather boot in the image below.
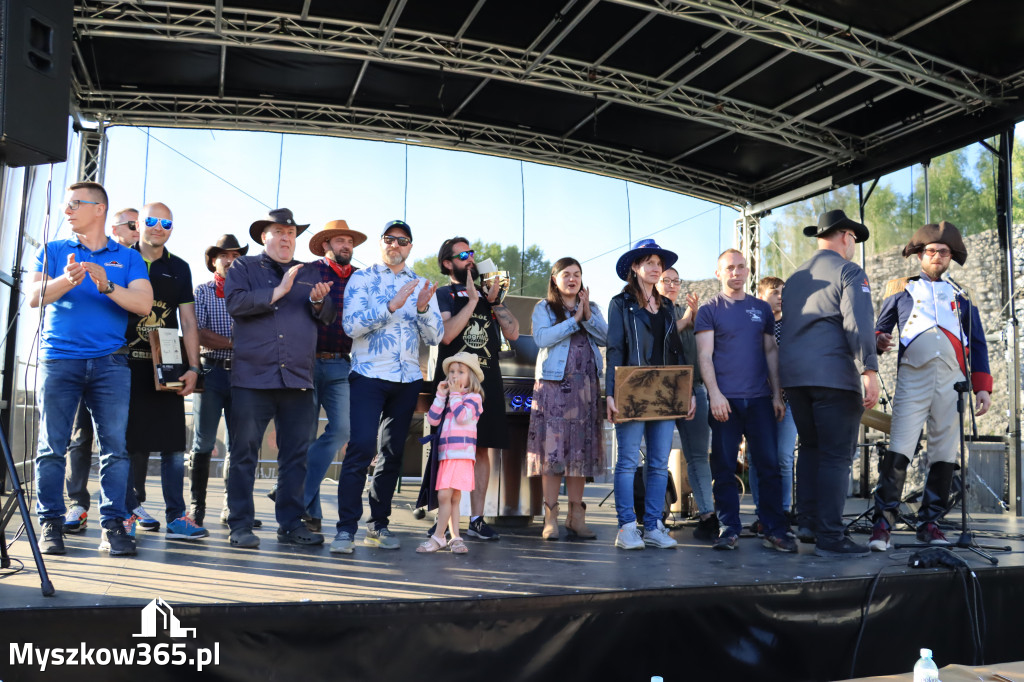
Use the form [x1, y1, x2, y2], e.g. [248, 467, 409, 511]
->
[917, 461, 956, 525]
[872, 449, 911, 528]
[190, 451, 212, 527]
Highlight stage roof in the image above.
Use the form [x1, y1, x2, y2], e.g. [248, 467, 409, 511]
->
[71, 0, 1024, 207]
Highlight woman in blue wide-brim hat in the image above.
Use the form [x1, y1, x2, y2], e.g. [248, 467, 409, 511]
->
[605, 239, 695, 551]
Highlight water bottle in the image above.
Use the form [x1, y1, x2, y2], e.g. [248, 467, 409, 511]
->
[913, 648, 939, 682]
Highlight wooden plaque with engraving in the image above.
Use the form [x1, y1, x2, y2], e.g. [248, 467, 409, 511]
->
[613, 365, 693, 423]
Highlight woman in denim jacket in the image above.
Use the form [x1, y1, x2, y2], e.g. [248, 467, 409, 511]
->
[606, 240, 695, 551]
[526, 257, 608, 540]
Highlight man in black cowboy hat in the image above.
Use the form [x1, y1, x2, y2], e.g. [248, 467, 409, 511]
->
[868, 221, 992, 551]
[224, 208, 335, 549]
[779, 209, 879, 557]
[188, 234, 248, 528]
[300, 219, 366, 533]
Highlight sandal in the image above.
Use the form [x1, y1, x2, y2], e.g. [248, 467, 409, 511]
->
[448, 537, 468, 554]
[416, 536, 446, 553]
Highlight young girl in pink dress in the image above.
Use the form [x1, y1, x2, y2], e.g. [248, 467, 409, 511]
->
[418, 352, 485, 554]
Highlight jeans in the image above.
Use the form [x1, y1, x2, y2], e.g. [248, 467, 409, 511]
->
[613, 419, 675, 528]
[191, 364, 232, 459]
[227, 387, 316, 533]
[749, 402, 798, 513]
[303, 357, 351, 519]
[676, 383, 713, 516]
[125, 451, 186, 523]
[709, 396, 786, 538]
[35, 354, 130, 524]
[65, 400, 94, 509]
[336, 374, 420, 535]
[787, 386, 863, 546]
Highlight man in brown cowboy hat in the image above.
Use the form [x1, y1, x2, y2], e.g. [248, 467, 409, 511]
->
[869, 221, 992, 552]
[188, 234, 248, 529]
[224, 208, 335, 549]
[300, 220, 367, 532]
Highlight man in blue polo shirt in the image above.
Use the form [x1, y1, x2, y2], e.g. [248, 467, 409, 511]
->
[28, 181, 153, 556]
[695, 248, 793, 553]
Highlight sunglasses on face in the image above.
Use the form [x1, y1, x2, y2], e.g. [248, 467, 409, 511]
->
[382, 235, 411, 247]
[114, 220, 138, 231]
[144, 217, 173, 229]
[65, 199, 99, 211]
[923, 247, 951, 258]
[454, 250, 475, 261]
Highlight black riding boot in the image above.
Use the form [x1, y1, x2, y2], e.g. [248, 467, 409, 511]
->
[190, 451, 212, 527]
[917, 461, 956, 525]
[872, 449, 911, 528]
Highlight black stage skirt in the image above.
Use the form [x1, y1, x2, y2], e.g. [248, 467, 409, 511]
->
[125, 359, 186, 453]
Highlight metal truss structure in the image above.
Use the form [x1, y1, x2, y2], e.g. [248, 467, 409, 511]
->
[69, 0, 1024, 208]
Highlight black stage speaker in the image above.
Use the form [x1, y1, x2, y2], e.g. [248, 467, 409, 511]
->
[0, 0, 73, 167]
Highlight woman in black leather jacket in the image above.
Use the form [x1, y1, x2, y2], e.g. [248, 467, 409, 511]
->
[606, 239, 695, 551]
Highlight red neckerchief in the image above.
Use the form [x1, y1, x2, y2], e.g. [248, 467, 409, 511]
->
[323, 256, 352, 279]
[214, 273, 226, 298]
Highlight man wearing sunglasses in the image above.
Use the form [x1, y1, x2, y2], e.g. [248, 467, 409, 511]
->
[29, 181, 153, 556]
[224, 208, 335, 550]
[869, 221, 991, 552]
[121, 202, 207, 542]
[63, 206, 140, 535]
[333, 220, 443, 554]
[425, 237, 520, 541]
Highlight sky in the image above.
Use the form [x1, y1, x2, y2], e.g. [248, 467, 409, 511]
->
[38, 125, 737, 315]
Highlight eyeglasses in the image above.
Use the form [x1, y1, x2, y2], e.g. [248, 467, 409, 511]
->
[454, 250, 475, 261]
[923, 247, 951, 258]
[114, 220, 138, 231]
[65, 199, 99, 211]
[382, 235, 411, 247]
[658, 278, 681, 286]
[144, 217, 173, 229]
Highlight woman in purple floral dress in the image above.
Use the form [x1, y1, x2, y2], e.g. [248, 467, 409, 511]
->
[527, 258, 608, 540]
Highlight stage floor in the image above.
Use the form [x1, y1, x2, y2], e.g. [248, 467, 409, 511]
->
[5, 480, 1024, 610]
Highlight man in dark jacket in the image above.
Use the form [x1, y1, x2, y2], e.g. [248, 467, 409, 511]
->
[780, 210, 879, 557]
[224, 208, 335, 549]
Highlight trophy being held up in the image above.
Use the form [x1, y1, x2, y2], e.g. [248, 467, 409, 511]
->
[475, 257, 510, 304]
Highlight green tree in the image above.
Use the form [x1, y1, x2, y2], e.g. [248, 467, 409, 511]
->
[412, 241, 552, 298]
[910, 149, 989, 234]
[976, 135, 1024, 226]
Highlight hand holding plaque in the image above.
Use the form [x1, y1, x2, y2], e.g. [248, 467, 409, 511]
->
[612, 365, 693, 423]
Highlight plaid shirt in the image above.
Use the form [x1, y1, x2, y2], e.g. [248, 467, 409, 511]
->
[195, 280, 233, 361]
[312, 258, 355, 356]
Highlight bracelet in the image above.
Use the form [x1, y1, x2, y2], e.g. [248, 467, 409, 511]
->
[188, 366, 201, 374]
[310, 297, 324, 305]
[417, 307, 428, 314]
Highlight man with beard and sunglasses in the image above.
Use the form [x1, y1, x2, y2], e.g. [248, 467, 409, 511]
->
[426, 237, 520, 541]
[299, 220, 367, 533]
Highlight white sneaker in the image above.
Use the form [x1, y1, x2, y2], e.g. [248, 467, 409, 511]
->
[614, 521, 645, 550]
[63, 505, 88, 534]
[643, 520, 678, 549]
[132, 505, 161, 531]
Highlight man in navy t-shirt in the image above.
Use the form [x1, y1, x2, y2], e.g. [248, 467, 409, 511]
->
[28, 181, 153, 557]
[695, 249, 792, 552]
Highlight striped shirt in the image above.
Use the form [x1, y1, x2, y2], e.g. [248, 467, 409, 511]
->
[425, 391, 482, 461]
[195, 280, 233, 361]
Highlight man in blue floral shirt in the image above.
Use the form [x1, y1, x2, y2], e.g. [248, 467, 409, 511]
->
[332, 220, 443, 554]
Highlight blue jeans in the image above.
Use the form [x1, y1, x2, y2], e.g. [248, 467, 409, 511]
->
[749, 402, 798, 513]
[613, 419, 675, 528]
[191, 364, 232, 458]
[65, 400, 94, 509]
[125, 451, 186, 523]
[709, 396, 786, 538]
[303, 357, 351, 519]
[35, 354, 131, 524]
[227, 387, 316, 533]
[676, 383, 713, 516]
[336, 374, 420, 536]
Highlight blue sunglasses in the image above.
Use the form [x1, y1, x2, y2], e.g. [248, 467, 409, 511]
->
[144, 217, 173, 229]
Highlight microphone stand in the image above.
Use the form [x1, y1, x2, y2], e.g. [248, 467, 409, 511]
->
[894, 278, 1009, 563]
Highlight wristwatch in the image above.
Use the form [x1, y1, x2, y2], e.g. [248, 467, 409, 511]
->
[101, 281, 115, 295]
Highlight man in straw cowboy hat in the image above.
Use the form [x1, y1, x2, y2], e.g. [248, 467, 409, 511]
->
[300, 219, 367, 533]
[868, 221, 991, 551]
[188, 234, 248, 529]
[224, 208, 335, 549]
[779, 209, 879, 557]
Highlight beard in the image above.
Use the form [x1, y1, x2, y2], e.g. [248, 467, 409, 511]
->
[384, 251, 406, 267]
[452, 262, 477, 285]
[328, 251, 352, 266]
